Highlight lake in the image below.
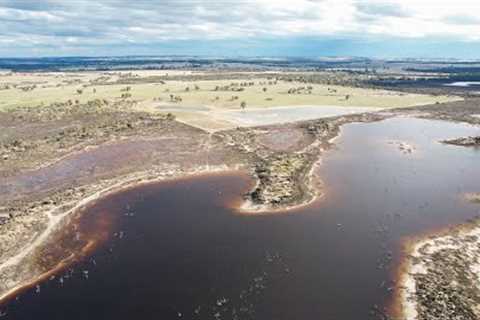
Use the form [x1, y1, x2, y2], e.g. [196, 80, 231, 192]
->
[2, 117, 479, 320]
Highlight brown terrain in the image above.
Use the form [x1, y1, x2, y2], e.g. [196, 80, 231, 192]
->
[0, 70, 480, 319]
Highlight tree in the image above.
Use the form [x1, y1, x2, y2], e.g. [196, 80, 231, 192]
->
[76, 89, 83, 95]
[263, 87, 267, 92]
[240, 101, 247, 110]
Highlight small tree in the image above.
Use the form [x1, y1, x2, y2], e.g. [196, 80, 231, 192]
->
[240, 101, 247, 110]
[263, 87, 267, 92]
[77, 89, 83, 95]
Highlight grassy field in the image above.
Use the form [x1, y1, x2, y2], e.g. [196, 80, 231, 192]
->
[0, 70, 461, 130]
[0, 70, 458, 109]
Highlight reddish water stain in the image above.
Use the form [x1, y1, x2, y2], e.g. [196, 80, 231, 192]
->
[2, 118, 480, 320]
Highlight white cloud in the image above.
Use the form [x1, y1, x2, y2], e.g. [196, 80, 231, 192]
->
[356, 0, 480, 40]
[0, 7, 64, 22]
[1, 0, 480, 51]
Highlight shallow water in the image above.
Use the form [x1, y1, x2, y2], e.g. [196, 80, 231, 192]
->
[444, 81, 480, 87]
[218, 105, 381, 126]
[2, 117, 480, 320]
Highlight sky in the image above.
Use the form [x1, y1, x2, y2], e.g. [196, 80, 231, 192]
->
[1, 0, 480, 59]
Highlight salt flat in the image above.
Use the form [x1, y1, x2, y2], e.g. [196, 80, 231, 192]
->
[214, 105, 383, 126]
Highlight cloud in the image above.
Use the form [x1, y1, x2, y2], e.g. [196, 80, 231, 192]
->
[355, 2, 410, 18]
[1, 0, 480, 56]
[443, 14, 480, 26]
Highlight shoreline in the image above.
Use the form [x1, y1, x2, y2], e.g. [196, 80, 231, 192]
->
[0, 155, 332, 305]
[0, 155, 332, 306]
[0, 124, 340, 307]
[237, 148, 327, 215]
[0, 111, 359, 306]
[1, 100, 479, 315]
[0, 165, 248, 306]
[392, 215, 480, 320]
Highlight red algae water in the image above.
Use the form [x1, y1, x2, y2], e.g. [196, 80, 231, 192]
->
[1, 118, 480, 320]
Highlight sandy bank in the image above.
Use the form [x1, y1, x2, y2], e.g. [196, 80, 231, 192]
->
[395, 219, 480, 320]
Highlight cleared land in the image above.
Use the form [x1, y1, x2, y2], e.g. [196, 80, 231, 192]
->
[0, 70, 459, 131]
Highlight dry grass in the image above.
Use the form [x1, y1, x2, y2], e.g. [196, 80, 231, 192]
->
[0, 70, 459, 111]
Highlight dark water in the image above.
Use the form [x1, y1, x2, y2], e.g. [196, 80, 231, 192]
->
[369, 75, 480, 92]
[2, 118, 480, 320]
